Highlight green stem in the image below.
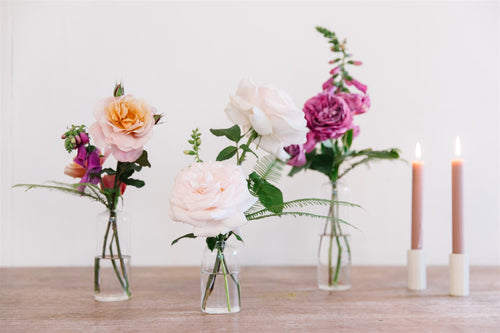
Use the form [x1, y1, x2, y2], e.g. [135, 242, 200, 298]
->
[108, 232, 126, 291]
[220, 250, 231, 312]
[222, 256, 241, 307]
[101, 220, 112, 258]
[111, 219, 130, 296]
[202, 252, 221, 311]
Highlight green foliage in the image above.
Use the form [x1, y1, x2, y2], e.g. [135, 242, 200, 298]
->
[12, 182, 107, 206]
[135, 150, 151, 168]
[289, 130, 400, 182]
[210, 125, 242, 143]
[247, 156, 286, 214]
[248, 172, 284, 214]
[171, 233, 197, 246]
[216, 146, 238, 161]
[184, 128, 203, 163]
[253, 155, 284, 184]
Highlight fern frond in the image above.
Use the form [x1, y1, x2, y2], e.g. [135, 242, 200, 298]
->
[253, 156, 284, 184]
[245, 198, 360, 216]
[245, 211, 359, 230]
[13, 183, 108, 206]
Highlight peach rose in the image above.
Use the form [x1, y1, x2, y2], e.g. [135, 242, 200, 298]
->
[169, 161, 257, 237]
[89, 95, 155, 162]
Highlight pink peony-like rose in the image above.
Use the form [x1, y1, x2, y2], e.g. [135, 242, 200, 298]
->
[303, 91, 353, 142]
[169, 161, 257, 237]
[89, 95, 155, 162]
[336, 92, 370, 115]
[224, 78, 307, 161]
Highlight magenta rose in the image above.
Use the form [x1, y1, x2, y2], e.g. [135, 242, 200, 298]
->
[336, 92, 370, 115]
[303, 92, 353, 142]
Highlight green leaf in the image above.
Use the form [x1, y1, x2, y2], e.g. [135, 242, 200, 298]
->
[248, 172, 284, 214]
[122, 178, 145, 188]
[216, 146, 238, 161]
[342, 129, 353, 150]
[309, 154, 334, 178]
[210, 125, 242, 142]
[135, 150, 151, 168]
[101, 168, 116, 175]
[206, 237, 217, 251]
[240, 144, 258, 159]
[231, 232, 244, 243]
[171, 233, 197, 246]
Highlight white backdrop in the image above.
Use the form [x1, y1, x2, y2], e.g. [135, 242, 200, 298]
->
[1, 1, 498, 267]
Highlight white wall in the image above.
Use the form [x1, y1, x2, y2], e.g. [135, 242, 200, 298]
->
[1, 1, 498, 267]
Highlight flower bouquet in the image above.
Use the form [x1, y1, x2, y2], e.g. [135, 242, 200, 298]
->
[285, 27, 400, 290]
[169, 79, 346, 313]
[14, 83, 162, 301]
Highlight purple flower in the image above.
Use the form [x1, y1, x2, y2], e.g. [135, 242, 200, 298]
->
[285, 144, 306, 167]
[74, 146, 103, 191]
[285, 132, 317, 167]
[336, 92, 370, 115]
[345, 79, 367, 94]
[322, 77, 334, 91]
[303, 91, 353, 142]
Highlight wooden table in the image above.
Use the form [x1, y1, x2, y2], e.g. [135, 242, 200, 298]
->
[1, 266, 499, 332]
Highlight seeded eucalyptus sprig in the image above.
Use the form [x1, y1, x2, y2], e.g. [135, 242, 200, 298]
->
[184, 128, 203, 163]
[316, 26, 363, 93]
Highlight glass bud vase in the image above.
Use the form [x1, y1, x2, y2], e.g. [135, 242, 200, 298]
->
[317, 181, 352, 291]
[201, 241, 241, 314]
[94, 209, 131, 302]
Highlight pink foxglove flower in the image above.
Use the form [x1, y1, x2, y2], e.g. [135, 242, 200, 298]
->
[89, 95, 155, 162]
[224, 78, 307, 161]
[345, 79, 368, 94]
[169, 161, 257, 237]
[336, 92, 370, 115]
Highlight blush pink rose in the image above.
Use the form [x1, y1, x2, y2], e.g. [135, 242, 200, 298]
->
[169, 161, 257, 237]
[303, 92, 353, 142]
[224, 78, 307, 161]
[89, 95, 155, 162]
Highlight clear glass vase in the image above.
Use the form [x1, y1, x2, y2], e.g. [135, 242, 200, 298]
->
[201, 241, 241, 314]
[317, 181, 352, 291]
[94, 209, 131, 301]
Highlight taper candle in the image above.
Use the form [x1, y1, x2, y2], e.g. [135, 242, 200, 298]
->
[411, 142, 423, 249]
[452, 136, 464, 254]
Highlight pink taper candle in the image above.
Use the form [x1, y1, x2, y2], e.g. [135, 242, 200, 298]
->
[411, 143, 423, 250]
[452, 137, 464, 254]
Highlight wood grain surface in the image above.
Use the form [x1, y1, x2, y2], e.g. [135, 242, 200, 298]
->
[1, 266, 499, 332]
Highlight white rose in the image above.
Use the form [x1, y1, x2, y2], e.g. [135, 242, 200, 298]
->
[224, 78, 308, 160]
[169, 161, 257, 237]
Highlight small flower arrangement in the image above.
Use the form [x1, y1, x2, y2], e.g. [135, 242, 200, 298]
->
[285, 27, 400, 290]
[14, 83, 163, 301]
[169, 79, 345, 313]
